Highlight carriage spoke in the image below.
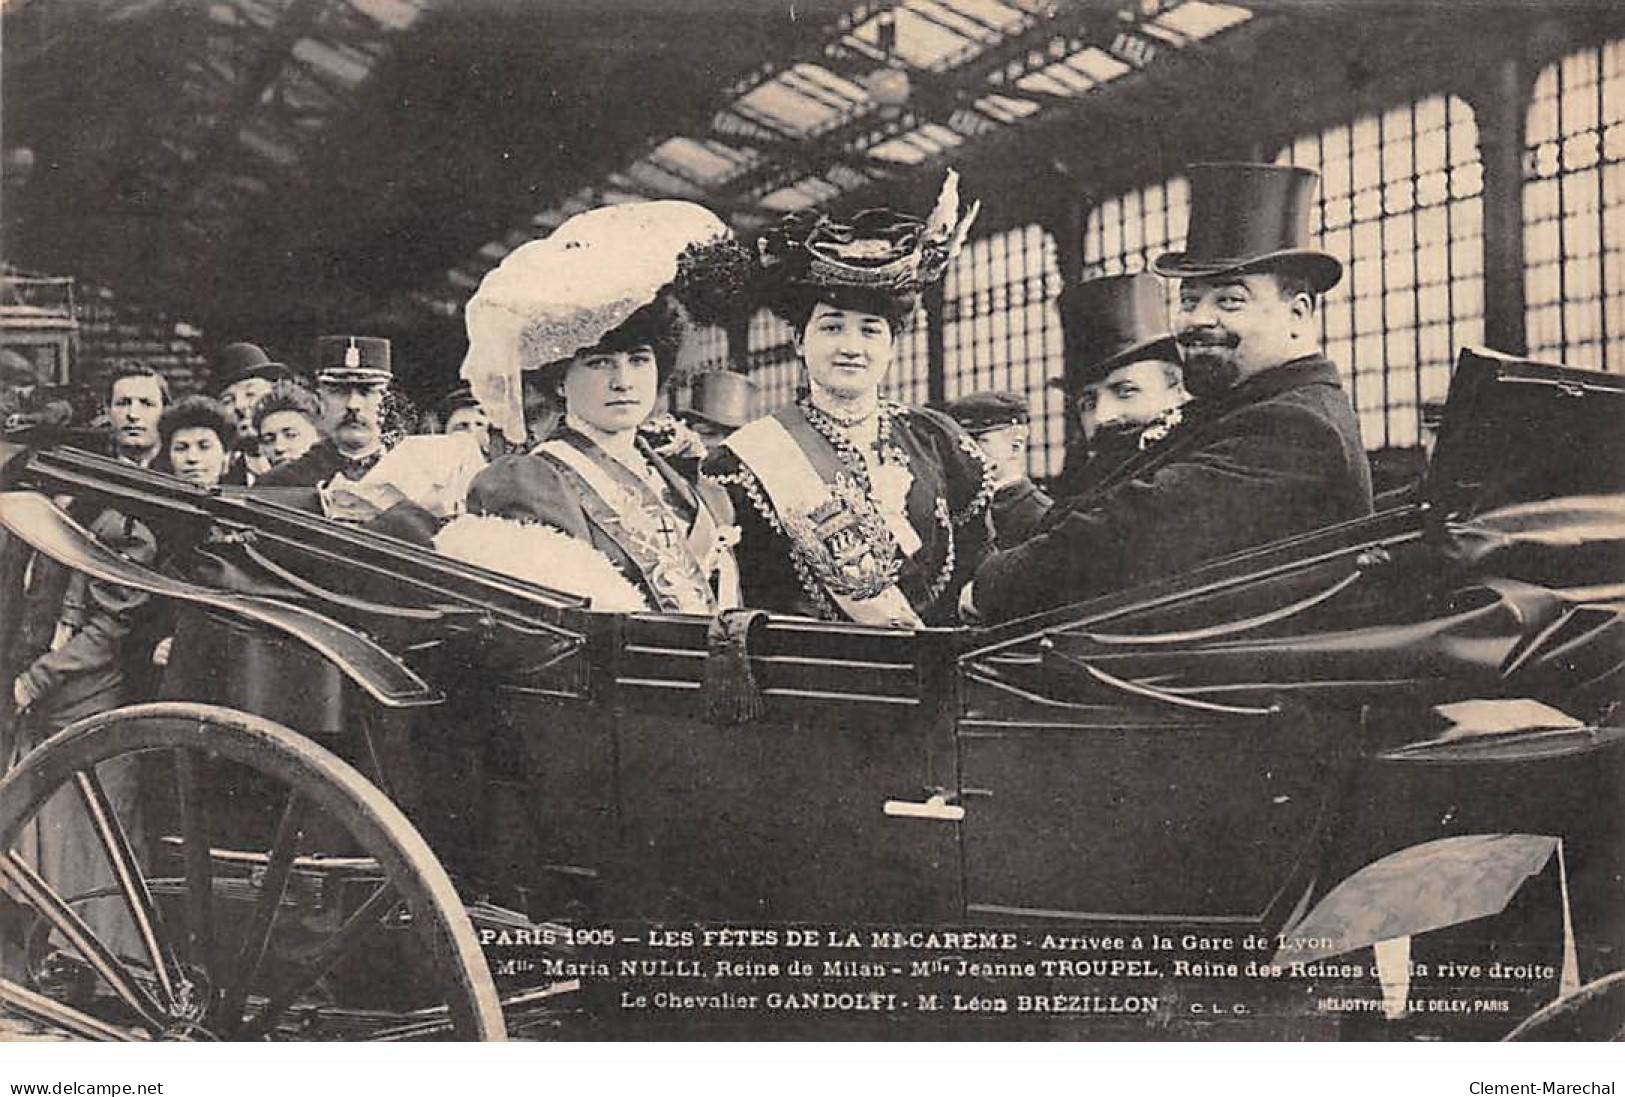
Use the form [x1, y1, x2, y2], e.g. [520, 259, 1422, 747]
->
[171, 749, 218, 989]
[0, 852, 168, 1034]
[214, 791, 305, 1034]
[240, 881, 401, 1039]
[0, 976, 147, 1042]
[72, 768, 184, 1011]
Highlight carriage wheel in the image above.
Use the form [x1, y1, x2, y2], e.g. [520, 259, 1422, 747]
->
[0, 702, 505, 1040]
[1503, 970, 1625, 1041]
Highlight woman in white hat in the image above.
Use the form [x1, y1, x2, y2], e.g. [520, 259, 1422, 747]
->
[436, 201, 746, 614]
[701, 173, 994, 627]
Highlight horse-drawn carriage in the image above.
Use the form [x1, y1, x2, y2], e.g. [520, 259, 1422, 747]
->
[0, 348, 1620, 1041]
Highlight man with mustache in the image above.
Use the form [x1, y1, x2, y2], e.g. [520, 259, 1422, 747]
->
[1055, 272, 1190, 494]
[214, 342, 294, 485]
[258, 335, 394, 496]
[942, 390, 1052, 549]
[964, 163, 1372, 623]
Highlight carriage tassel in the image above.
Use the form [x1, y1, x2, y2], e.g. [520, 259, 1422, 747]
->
[704, 608, 768, 726]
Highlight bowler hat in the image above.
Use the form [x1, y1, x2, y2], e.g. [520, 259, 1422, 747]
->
[440, 384, 482, 417]
[315, 335, 392, 384]
[1053, 273, 1182, 392]
[942, 390, 1030, 435]
[1152, 163, 1343, 293]
[217, 342, 292, 388]
[679, 371, 757, 430]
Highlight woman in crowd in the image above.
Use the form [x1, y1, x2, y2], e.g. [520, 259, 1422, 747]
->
[158, 395, 237, 489]
[252, 380, 323, 469]
[700, 172, 993, 627]
[434, 200, 746, 613]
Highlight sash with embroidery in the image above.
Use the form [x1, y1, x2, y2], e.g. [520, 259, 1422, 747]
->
[535, 434, 737, 614]
[723, 406, 924, 627]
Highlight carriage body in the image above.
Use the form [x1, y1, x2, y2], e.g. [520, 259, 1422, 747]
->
[1, 348, 1621, 1038]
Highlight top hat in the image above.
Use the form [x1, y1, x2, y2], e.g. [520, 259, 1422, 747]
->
[1052, 273, 1182, 392]
[942, 390, 1030, 435]
[315, 335, 392, 384]
[679, 370, 757, 431]
[217, 342, 293, 388]
[1152, 163, 1343, 293]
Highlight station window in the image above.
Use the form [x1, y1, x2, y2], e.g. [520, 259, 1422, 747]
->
[745, 307, 801, 413]
[1080, 176, 1189, 280]
[1524, 38, 1625, 371]
[942, 223, 1067, 477]
[1279, 94, 1486, 449]
[885, 302, 931, 407]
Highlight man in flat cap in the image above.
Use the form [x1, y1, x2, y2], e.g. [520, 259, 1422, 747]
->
[965, 163, 1372, 623]
[214, 341, 294, 484]
[942, 390, 1052, 548]
[1054, 272, 1190, 493]
[257, 335, 394, 510]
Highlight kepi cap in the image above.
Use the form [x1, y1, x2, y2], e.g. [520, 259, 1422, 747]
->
[315, 335, 392, 385]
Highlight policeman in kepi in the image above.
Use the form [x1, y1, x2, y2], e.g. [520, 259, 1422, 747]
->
[258, 335, 394, 490]
[942, 391, 1052, 549]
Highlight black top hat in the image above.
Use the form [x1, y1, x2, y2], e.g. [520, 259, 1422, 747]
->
[942, 390, 1030, 435]
[217, 342, 293, 388]
[1053, 273, 1182, 392]
[314, 335, 392, 384]
[1152, 163, 1343, 293]
[679, 370, 757, 430]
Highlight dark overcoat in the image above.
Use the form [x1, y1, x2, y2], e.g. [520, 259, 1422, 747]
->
[973, 355, 1374, 623]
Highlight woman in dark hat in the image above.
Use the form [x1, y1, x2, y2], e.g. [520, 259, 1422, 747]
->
[434, 200, 746, 614]
[701, 172, 993, 627]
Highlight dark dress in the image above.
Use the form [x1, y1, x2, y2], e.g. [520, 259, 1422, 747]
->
[973, 355, 1374, 623]
[702, 398, 995, 625]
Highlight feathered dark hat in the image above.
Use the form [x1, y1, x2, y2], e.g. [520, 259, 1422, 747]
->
[756, 170, 980, 325]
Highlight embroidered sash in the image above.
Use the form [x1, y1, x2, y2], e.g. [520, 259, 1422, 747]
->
[724, 409, 923, 627]
[536, 436, 735, 613]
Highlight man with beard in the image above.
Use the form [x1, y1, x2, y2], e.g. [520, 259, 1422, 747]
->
[257, 335, 393, 497]
[942, 390, 1052, 548]
[963, 163, 1372, 623]
[214, 342, 293, 484]
[1054, 272, 1189, 493]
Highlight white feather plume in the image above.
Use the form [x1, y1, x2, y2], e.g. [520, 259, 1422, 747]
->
[433, 514, 651, 612]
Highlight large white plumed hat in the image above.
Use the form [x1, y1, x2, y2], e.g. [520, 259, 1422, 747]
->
[460, 200, 744, 444]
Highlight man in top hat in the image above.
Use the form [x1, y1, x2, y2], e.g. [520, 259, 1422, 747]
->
[257, 335, 393, 503]
[215, 341, 295, 484]
[942, 390, 1052, 548]
[965, 163, 1373, 623]
[1054, 272, 1190, 493]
